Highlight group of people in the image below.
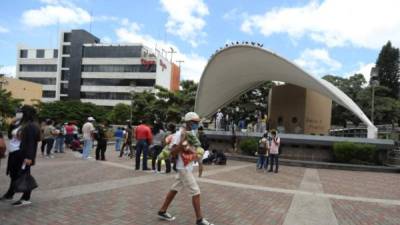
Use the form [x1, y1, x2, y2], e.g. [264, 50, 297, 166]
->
[256, 130, 281, 173]
[0, 109, 216, 225]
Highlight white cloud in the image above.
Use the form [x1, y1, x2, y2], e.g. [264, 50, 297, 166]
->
[116, 21, 207, 81]
[0, 65, 16, 77]
[160, 0, 209, 47]
[294, 48, 342, 76]
[346, 62, 375, 83]
[21, 4, 91, 27]
[223, 8, 238, 20]
[241, 0, 400, 49]
[0, 25, 9, 33]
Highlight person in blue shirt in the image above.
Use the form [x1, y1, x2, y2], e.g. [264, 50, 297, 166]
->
[114, 127, 124, 152]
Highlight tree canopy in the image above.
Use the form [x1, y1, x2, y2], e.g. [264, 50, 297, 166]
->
[375, 41, 400, 98]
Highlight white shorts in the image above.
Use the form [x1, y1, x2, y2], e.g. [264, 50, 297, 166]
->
[171, 169, 201, 196]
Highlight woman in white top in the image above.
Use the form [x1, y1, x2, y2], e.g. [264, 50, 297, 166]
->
[0, 110, 22, 201]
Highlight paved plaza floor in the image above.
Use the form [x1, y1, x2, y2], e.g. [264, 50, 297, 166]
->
[0, 146, 400, 225]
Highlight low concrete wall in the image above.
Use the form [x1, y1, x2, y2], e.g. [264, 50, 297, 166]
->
[205, 131, 394, 163]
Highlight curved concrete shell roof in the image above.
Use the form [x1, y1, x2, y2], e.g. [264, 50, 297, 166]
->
[194, 45, 377, 138]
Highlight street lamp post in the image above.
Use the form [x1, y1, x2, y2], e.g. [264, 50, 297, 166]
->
[130, 90, 135, 126]
[370, 67, 379, 124]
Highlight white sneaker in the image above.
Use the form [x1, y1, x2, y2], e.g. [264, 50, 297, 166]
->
[12, 200, 32, 207]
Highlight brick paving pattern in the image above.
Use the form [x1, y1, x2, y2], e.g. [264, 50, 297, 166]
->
[0, 145, 399, 225]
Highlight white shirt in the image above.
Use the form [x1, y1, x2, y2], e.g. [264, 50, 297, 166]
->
[82, 122, 95, 140]
[9, 126, 21, 152]
[170, 128, 194, 172]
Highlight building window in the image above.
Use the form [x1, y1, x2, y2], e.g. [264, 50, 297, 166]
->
[20, 77, 56, 85]
[81, 64, 156, 73]
[82, 46, 143, 58]
[63, 33, 71, 42]
[61, 70, 70, 80]
[62, 57, 70, 68]
[36, 49, 45, 58]
[19, 64, 57, 72]
[80, 92, 132, 100]
[53, 50, 58, 58]
[62, 46, 71, 54]
[20, 50, 28, 58]
[81, 78, 155, 87]
[60, 83, 69, 94]
[42, 90, 56, 98]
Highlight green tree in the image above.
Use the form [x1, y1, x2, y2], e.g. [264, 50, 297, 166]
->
[107, 103, 131, 124]
[323, 74, 366, 126]
[357, 86, 400, 125]
[375, 41, 400, 98]
[0, 89, 22, 128]
[36, 100, 110, 126]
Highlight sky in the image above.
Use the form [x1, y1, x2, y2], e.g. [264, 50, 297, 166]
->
[1, 0, 400, 82]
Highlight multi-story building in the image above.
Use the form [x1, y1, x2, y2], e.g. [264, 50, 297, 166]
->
[16, 29, 180, 106]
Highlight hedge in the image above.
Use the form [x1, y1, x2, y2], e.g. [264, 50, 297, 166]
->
[333, 142, 378, 164]
[239, 138, 258, 156]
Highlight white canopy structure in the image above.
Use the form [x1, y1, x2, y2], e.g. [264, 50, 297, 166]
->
[194, 45, 378, 138]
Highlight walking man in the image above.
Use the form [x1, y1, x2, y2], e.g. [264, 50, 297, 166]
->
[95, 123, 108, 161]
[135, 122, 152, 170]
[158, 112, 214, 225]
[82, 117, 95, 159]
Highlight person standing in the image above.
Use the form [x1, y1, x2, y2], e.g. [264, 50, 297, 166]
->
[41, 119, 57, 158]
[64, 122, 74, 148]
[0, 105, 40, 206]
[54, 122, 66, 153]
[268, 130, 280, 173]
[158, 112, 214, 225]
[119, 125, 133, 158]
[151, 122, 165, 172]
[135, 122, 152, 170]
[82, 117, 95, 160]
[95, 123, 108, 161]
[114, 127, 123, 152]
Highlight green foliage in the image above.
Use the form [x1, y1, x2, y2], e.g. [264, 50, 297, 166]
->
[0, 89, 23, 117]
[36, 100, 110, 126]
[375, 41, 400, 98]
[333, 142, 377, 164]
[0, 89, 23, 130]
[239, 138, 258, 156]
[130, 81, 198, 124]
[224, 81, 275, 122]
[107, 103, 131, 124]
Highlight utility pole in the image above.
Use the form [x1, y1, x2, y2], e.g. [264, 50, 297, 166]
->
[168, 47, 176, 62]
[176, 60, 184, 68]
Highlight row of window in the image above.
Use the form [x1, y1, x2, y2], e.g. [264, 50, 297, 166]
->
[19, 64, 57, 72]
[82, 64, 156, 73]
[81, 78, 155, 87]
[80, 92, 133, 100]
[20, 77, 56, 85]
[42, 91, 56, 98]
[20, 50, 58, 58]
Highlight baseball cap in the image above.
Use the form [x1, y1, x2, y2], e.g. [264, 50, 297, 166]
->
[88, 117, 95, 121]
[184, 112, 200, 122]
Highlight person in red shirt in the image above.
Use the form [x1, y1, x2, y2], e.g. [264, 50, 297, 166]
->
[135, 121, 153, 170]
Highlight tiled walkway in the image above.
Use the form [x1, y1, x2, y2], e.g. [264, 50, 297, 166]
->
[0, 146, 399, 225]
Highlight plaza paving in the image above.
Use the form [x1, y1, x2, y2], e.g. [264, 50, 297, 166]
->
[0, 145, 399, 225]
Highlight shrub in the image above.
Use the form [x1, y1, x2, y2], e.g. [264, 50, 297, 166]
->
[239, 138, 258, 156]
[333, 142, 377, 164]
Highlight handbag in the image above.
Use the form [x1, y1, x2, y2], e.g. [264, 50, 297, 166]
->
[14, 168, 38, 193]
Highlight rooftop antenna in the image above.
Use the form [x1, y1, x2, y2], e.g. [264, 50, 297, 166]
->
[168, 47, 176, 62]
[89, 10, 93, 33]
[176, 60, 184, 68]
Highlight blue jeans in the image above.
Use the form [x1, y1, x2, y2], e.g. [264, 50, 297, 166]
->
[115, 137, 122, 151]
[135, 140, 149, 170]
[269, 154, 279, 172]
[257, 155, 265, 169]
[82, 139, 93, 159]
[55, 136, 65, 152]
